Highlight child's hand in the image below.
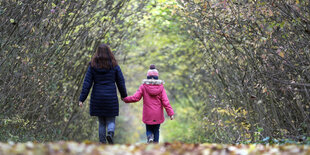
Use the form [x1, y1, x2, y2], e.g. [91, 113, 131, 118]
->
[170, 115, 174, 120]
[122, 97, 129, 103]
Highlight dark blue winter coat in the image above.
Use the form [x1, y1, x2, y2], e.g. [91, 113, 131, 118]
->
[79, 63, 127, 116]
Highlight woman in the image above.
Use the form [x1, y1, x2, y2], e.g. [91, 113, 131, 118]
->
[79, 44, 127, 144]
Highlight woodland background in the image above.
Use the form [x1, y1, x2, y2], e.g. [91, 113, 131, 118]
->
[1, 0, 310, 144]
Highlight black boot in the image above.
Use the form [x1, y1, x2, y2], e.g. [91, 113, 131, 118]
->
[106, 131, 114, 144]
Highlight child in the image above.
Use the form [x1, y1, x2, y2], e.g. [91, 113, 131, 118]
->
[123, 64, 174, 143]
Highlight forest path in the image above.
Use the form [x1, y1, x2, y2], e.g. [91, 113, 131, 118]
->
[0, 141, 309, 155]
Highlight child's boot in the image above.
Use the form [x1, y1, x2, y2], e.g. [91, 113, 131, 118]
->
[147, 134, 154, 143]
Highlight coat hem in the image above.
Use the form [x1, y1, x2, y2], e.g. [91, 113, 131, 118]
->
[143, 120, 164, 125]
[90, 114, 119, 117]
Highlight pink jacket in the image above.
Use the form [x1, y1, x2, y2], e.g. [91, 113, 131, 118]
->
[123, 82, 174, 125]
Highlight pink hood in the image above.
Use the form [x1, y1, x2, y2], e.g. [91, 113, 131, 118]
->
[123, 81, 174, 125]
[144, 84, 163, 96]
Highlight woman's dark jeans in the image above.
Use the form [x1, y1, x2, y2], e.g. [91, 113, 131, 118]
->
[146, 124, 161, 143]
[98, 116, 115, 143]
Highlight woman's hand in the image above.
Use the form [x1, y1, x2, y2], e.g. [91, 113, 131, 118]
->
[79, 101, 83, 107]
[170, 115, 174, 120]
[121, 97, 128, 103]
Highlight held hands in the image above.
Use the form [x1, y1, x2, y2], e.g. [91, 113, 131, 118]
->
[170, 115, 174, 120]
[79, 101, 83, 107]
[121, 97, 128, 103]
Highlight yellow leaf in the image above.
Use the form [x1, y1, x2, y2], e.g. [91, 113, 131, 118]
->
[296, 0, 299, 4]
[279, 52, 285, 58]
[83, 140, 93, 144]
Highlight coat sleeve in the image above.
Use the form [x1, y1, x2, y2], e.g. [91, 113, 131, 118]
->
[123, 85, 143, 103]
[79, 66, 94, 102]
[115, 65, 127, 98]
[161, 87, 174, 116]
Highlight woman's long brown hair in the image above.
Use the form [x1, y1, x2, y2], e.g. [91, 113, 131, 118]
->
[91, 44, 118, 69]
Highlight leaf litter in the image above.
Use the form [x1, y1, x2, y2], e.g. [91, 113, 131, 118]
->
[0, 141, 309, 155]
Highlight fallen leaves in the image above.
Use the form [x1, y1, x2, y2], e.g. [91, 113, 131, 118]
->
[0, 142, 309, 155]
